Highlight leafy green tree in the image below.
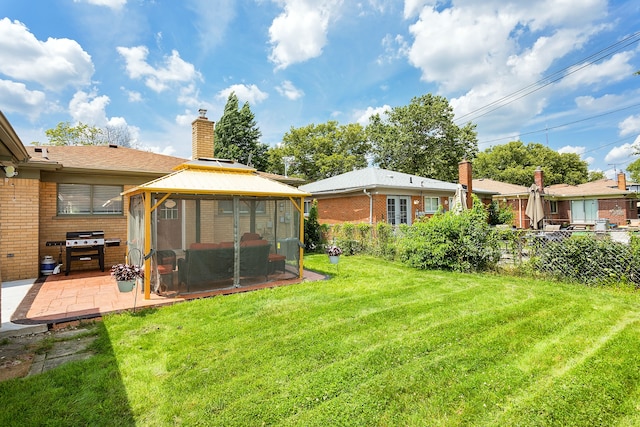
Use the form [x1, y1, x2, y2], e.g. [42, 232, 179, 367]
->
[588, 170, 606, 181]
[367, 94, 478, 182]
[266, 121, 370, 181]
[214, 92, 268, 170]
[627, 158, 640, 183]
[474, 141, 589, 186]
[42, 121, 105, 146]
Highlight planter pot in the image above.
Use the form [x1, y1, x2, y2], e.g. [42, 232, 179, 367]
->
[117, 280, 136, 293]
[328, 255, 340, 264]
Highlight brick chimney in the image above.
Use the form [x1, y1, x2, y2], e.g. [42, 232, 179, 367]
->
[534, 167, 544, 192]
[192, 109, 215, 159]
[618, 172, 627, 190]
[458, 159, 473, 208]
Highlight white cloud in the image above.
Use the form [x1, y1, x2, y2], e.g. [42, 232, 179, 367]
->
[122, 87, 142, 103]
[354, 105, 391, 125]
[73, 0, 127, 10]
[575, 94, 628, 111]
[268, 0, 343, 70]
[619, 114, 640, 137]
[217, 84, 268, 105]
[0, 79, 48, 118]
[557, 145, 586, 156]
[0, 18, 94, 90]
[117, 46, 201, 93]
[560, 51, 634, 89]
[275, 80, 304, 100]
[377, 34, 409, 65]
[69, 90, 111, 126]
[605, 142, 636, 164]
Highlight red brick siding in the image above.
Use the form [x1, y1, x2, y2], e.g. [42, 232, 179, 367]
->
[0, 177, 40, 280]
[38, 182, 132, 275]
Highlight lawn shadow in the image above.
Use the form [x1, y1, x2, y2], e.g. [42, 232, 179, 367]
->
[0, 321, 136, 426]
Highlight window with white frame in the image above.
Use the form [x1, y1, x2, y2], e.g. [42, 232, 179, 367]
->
[424, 196, 440, 213]
[57, 184, 123, 215]
[304, 200, 311, 217]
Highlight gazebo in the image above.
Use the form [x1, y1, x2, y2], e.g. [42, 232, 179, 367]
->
[123, 158, 311, 299]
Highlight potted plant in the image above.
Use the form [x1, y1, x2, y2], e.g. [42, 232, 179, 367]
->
[111, 263, 143, 292]
[326, 244, 343, 264]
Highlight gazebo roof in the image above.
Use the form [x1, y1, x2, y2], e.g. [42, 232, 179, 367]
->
[124, 158, 310, 198]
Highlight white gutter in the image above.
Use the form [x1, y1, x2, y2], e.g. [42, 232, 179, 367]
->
[363, 188, 373, 224]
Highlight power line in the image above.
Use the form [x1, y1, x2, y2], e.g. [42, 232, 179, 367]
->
[477, 102, 640, 146]
[454, 31, 640, 125]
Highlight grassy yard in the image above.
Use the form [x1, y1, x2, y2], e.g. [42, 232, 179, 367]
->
[1, 255, 640, 426]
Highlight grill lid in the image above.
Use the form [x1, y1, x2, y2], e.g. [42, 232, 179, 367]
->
[66, 230, 104, 239]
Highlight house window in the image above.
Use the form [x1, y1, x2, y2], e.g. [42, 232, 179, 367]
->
[424, 197, 440, 213]
[218, 199, 266, 214]
[549, 200, 558, 214]
[304, 200, 311, 217]
[57, 184, 123, 215]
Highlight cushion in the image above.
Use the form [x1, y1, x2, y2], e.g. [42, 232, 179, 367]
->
[240, 239, 269, 247]
[189, 242, 218, 250]
[241, 232, 261, 241]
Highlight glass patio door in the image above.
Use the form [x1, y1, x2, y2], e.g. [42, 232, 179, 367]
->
[387, 196, 411, 225]
[570, 199, 597, 223]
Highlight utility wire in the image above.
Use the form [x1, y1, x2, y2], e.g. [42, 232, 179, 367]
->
[454, 31, 640, 125]
[477, 102, 640, 146]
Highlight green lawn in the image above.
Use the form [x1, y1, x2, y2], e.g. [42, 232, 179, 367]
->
[2, 255, 640, 426]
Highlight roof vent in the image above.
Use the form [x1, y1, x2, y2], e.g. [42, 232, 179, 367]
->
[34, 147, 49, 159]
[108, 144, 118, 148]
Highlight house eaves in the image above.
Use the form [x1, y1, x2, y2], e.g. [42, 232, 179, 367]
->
[0, 111, 30, 163]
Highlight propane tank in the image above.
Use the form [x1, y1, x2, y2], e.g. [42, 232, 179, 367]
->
[40, 255, 56, 276]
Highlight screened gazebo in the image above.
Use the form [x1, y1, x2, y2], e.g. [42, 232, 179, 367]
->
[123, 158, 311, 299]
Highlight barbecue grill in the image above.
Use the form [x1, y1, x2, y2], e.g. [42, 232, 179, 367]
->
[65, 231, 105, 275]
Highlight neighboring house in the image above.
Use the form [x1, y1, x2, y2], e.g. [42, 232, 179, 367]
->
[544, 173, 638, 226]
[473, 169, 639, 228]
[298, 161, 495, 226]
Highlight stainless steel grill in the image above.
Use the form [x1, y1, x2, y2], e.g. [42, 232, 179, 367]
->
[65, 231, 105, 275]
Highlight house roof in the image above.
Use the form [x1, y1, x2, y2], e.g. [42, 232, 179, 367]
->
[0, 111, 29, 164]
[124, 160, 311, 198]
[545, 178, 634, 198]
[299, 167, 460, 195]
[472, 178, 529, 197]
[24, 145, 185, 174]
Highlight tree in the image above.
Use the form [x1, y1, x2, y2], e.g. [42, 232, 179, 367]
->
[266, 121, 370, 181]
[366, 94, 478, 182]
[214, 92, 268, 170]
[588, 170, 606, 181]
[628, 158, 640, 183]
[42, 121, 105, 146]
[104, 123, 133, 147]
[474, 141, 589, 186]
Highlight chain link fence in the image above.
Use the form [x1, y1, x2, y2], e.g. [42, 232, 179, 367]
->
[497, 228, 640, 286]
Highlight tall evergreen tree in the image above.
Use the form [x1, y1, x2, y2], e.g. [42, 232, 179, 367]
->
[214, 92, 268, 170]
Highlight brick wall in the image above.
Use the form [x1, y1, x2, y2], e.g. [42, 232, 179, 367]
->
[0, 177, 40, 280]
[597, 198, 634, 226]
[38, 182, 133, 275]
[316, 194, 427, 225]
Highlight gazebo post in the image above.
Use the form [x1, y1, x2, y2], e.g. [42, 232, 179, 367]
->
[144, 191, 152, 299]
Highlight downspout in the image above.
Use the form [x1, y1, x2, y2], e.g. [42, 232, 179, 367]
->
[364, 188, 373, 224]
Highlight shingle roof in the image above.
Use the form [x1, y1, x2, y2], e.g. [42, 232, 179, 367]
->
[472, 178, 529, 196]
[299, 167, 459, 194]
[25, 145, 185, 174]
[545, 179, 633, 197]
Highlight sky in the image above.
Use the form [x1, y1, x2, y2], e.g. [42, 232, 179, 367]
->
[0, 0, 639, 179]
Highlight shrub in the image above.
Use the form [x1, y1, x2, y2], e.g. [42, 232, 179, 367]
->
[397, 196, 501, 272]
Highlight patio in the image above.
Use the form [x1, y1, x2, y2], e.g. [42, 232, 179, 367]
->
[10, 268, 326, 327]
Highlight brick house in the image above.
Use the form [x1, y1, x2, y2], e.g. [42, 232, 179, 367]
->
[473, 169, 638, 228]
[299, 161, 495, 226]
[544, 172, 638, 227]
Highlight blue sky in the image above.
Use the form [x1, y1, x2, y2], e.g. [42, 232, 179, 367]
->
[1, 0, 639, 178]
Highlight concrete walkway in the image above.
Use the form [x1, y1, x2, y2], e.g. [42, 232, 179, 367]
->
[1, 279, 48, 338]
